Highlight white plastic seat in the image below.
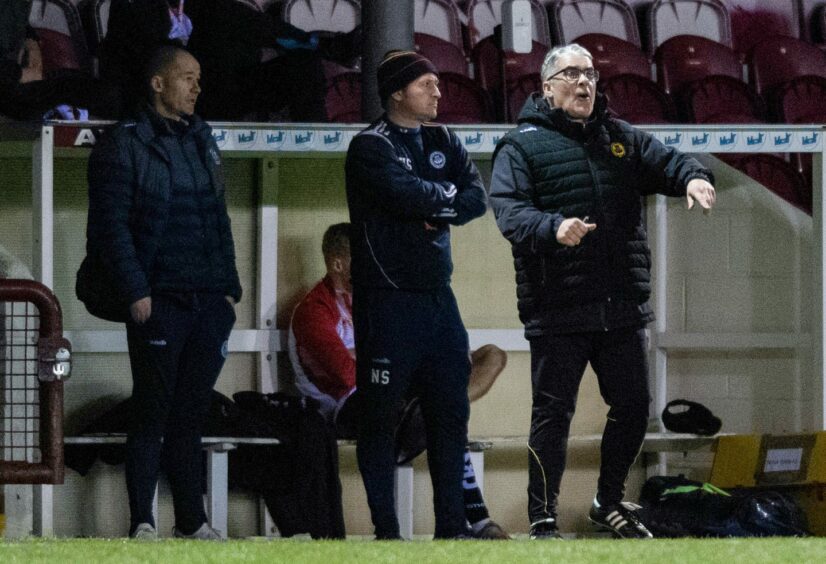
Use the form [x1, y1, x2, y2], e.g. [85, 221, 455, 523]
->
[550, 0, 641, 47]
[282, 0, 360, 32]
[648, 0, 731, 53]
[415, 0, 464, 48]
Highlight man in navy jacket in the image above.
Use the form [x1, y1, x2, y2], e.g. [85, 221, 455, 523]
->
[345, 51, 487, 539]
[85, 45, 240, 540]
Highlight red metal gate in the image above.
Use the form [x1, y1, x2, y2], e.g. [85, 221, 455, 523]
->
[0, 279, 71, 484]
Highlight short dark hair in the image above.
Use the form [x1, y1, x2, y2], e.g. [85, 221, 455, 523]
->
[143, 43, 192, 101]
[322, 223, 351, 260]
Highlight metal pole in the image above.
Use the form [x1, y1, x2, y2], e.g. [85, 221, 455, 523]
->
[815, 132, 826, 430]
[32, 126, 54, 287]
[361, 0, 414, 122]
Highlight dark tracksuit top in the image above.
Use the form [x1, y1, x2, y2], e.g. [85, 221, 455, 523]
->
[344, 115, 486, 539]
[346, 116, 487, 289]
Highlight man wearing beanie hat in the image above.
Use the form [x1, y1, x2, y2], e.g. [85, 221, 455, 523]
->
[345, 50, 487, 539]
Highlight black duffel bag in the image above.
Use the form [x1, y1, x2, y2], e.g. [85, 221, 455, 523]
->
[637, 475, 809, 537]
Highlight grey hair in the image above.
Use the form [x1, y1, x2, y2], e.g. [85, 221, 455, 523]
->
[540, 43, 593, 81]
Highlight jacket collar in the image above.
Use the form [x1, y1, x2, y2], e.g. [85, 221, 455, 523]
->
[134, 106, 210, 146]
[517, 92, 610, 140]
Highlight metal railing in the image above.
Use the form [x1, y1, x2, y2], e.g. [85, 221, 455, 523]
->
[0, 279, 71, 484]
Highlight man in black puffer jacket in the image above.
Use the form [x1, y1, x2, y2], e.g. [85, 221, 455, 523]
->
[490, 43, 716, 540]
[84, 45, 241, 540]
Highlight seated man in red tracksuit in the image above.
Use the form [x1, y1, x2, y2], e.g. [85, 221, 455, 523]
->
[289, 223, 509, 539]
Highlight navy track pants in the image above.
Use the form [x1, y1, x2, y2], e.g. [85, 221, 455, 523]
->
[353, 285, 471, 539]
[125, 293, 235, 534]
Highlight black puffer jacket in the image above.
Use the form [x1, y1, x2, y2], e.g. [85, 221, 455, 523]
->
[490, 93, 712, 336]
[85, 109, 242, 305]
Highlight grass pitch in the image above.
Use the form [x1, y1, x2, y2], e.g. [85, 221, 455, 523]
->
[0, 537, 824, 564]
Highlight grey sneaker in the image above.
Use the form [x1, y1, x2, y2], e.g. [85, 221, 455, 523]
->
[130, 522, 157, 540]
[173, 522, 224, 540]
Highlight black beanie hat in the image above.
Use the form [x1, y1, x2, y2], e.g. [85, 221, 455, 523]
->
[377, 50, 439, 108]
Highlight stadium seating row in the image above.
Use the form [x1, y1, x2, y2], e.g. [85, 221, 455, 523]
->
[25, 1, 819, 125]
[24, 0, 823, 212]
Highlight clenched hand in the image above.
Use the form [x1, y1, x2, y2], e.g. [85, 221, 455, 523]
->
[556, 217, 597, 247]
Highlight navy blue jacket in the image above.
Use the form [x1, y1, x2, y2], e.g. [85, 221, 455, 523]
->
[345, 116, 487, 291]
[86, 109, 242, 305]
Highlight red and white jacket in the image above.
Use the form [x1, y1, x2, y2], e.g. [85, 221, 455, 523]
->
[288, 275, 356, 420]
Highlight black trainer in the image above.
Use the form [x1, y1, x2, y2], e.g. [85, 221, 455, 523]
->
[588, 501, 653, 539]
[529, 517, 563, 540]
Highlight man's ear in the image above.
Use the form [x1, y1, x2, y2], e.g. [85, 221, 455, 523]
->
[150, 75, 164, 95]
[542, 80, 553, 99]
[391, 89, 404, 104]
[331, 257, 343, 273]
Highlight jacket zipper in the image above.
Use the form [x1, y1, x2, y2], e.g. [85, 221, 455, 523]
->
[585, 154, 612, 331]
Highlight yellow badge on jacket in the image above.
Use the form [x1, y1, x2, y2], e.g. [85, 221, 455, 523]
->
[610, 142, 626, 158]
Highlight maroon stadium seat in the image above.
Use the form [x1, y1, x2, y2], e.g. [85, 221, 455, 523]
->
[325, 71, 361, 123]
[29, 0, 91, 72]
[502, 43, 547, 84]
[415, 33, 468, 76]
[748, 35, 826, 97]
[655, 35, 742, 95]
[774, 75, 826, 124]
[575, 33, 650, 80]
[472, 37, 547, 122]
[506, 73, 540, 123]
[36, 28, 83, 72]
[573, 34, 674, 124]
[471, 38, 547, 92]
[600, 74, 675, 124]
[775, 75, 825, 202]
[730, 3, 803, 57]
[471, 36, 502, 92]
[436, 72, 494, 124]
[678, 75, 764, 124]
[735, 154, 809, 213]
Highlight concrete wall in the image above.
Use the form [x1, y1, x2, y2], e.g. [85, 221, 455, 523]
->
[650, 155, 814, 480]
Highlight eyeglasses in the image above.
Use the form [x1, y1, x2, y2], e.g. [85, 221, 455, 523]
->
[546, 66, 599, 83]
